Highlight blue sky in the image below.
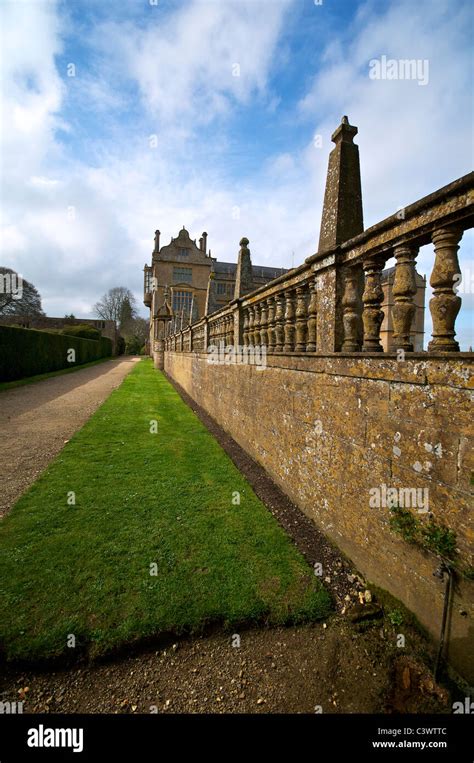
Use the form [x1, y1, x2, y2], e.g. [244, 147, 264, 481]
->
[1, 0, 473, 347]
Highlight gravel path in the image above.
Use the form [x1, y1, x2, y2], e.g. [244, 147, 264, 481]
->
[0, 621, 449, 714]
[0, 357, 139, 517]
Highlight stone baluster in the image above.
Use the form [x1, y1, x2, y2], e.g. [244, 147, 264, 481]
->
[362, 257, 385, 352]
[306, 280, 318, 352]
[248, 305, 255, 347]
[283, 290, 296, 351]
[267, 296, 276, 352]
[274, 294, 285, 351]
[259, 301, 268, 346]
[253, 304, 261, 347]
[227, 314, 233, 346]
[428, 227, 463, 352]
[243, 307, 249, 347]
[342, 267, 362, 351]
[392, 243, 418, 351]
[295, 285, 308, 351]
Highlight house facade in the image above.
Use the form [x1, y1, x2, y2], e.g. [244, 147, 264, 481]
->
[143, 226, 287, 351]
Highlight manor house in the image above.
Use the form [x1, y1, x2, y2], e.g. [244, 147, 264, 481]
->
[143, 226, 287, 324]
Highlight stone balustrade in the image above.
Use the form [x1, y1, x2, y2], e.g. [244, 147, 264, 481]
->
[163, 172, 473, 355]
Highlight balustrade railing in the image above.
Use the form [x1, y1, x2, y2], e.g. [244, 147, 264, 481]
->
[161, 173, 473, 355]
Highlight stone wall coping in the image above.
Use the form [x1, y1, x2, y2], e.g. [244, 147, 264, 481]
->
[164, 349, 473, 387]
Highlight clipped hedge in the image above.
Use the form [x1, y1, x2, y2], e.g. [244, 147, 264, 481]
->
[61, 324, 102, 341]
[0, 325, 112, 382]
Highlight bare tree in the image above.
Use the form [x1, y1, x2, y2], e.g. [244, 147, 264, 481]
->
[0, 267, 44, 317]
[121, 316, 148, 343]
[121, 316, 149, 354]
[93, 287, 137, 326]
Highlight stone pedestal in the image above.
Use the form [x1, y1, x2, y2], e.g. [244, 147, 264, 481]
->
[153, 340, 164, 370]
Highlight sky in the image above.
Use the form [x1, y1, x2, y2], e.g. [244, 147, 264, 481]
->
[0, 0, 473, 347]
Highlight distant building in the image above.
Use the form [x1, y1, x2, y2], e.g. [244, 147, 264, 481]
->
[143, 226, 286, 336]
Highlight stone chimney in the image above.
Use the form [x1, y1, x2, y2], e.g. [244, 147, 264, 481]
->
[154, 229, 160, 253]
[201, 232, 208, 254]
[318, 116, 363, 253]
[233, 237, 254, 299]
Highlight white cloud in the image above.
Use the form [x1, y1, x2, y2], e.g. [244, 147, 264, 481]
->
[0, 0, 65, 179]
[95, 0, 292, 127]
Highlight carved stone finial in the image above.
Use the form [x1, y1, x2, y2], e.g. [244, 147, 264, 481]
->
[205, 264, 218, 315]
[318, 118, 363, 253]
[331, 117, 358, 145]
[234, 237, 253, 299]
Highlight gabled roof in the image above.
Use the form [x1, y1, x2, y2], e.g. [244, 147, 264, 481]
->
[157, 226, 208, 264]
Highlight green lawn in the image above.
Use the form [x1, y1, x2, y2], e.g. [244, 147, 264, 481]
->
[0, 359, 331, 662]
